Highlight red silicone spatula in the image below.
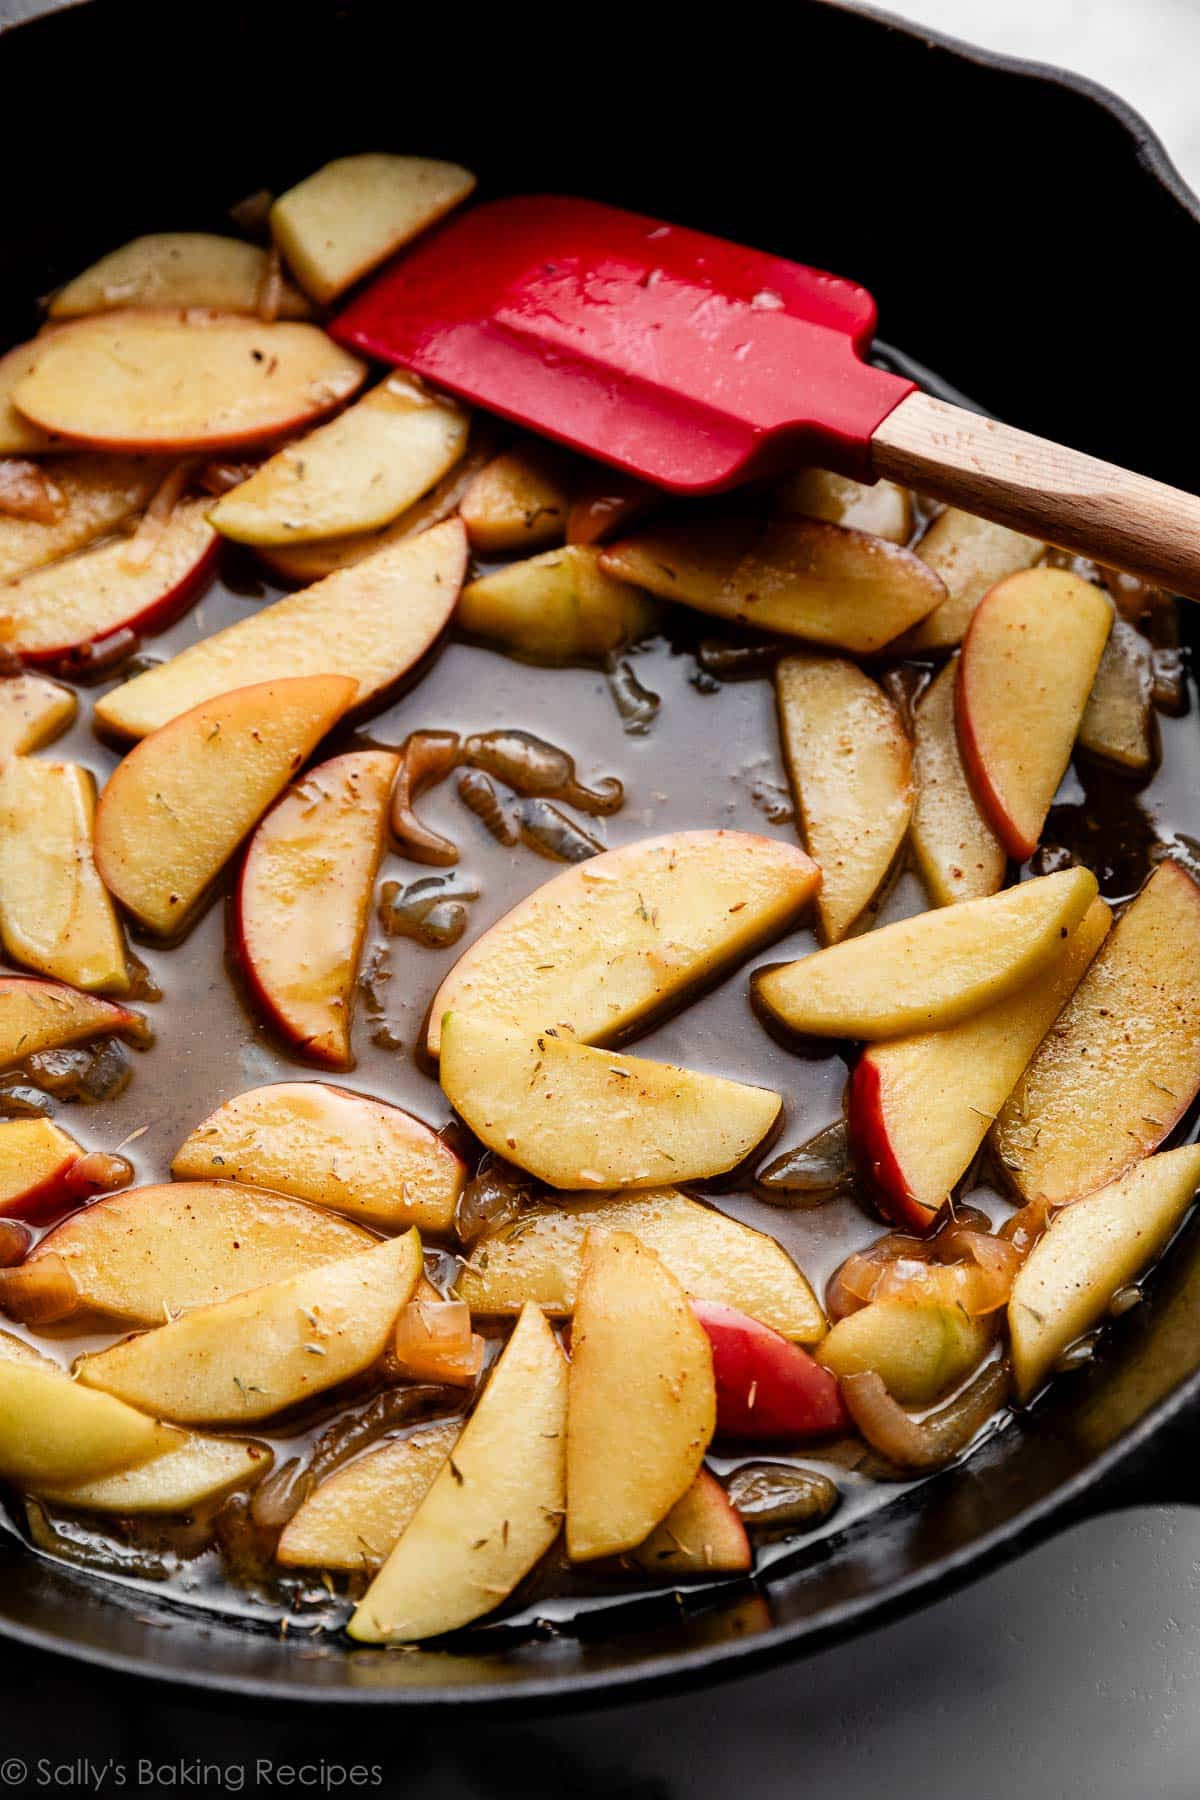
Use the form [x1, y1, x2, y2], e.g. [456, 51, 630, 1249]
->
[333, 194, 1200, 597]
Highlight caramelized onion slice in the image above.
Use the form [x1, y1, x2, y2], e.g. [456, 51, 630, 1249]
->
[841, 1360, 1010, 1471]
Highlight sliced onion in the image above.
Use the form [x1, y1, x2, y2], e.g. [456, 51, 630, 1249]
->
[125, 462, 192, 567]
[389, 730, 462, 865]
[0, 1221, 31, 1268]
[0, 1251, 79, 1324]
[841, 1360, 1010, 1471]
[828, 1210, 1020, 1321]
[393, 1300, 484, 1387]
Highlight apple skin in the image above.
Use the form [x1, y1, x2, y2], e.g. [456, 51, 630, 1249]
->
[692, 1300, 847, 1440]
[0, 1120, 114, 1225]
[846, 1053, 938, 1234]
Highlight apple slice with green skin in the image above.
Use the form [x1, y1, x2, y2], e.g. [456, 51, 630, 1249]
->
[95, 518, 466, 741]
[601, 516, 945, 653]
[850, 898, 1111, 1230]
[0, 1330, 178, 1486]
[1009, 1145, 1200, 1402]
[0, 975, 147, 1071]
[0, 672, 76, 759]
[775, 469, 913, 543]
[0, 453, 163, 582]
[817, 1300, 992, 1406]
[899, 509, 1045, 652]
[956, 569, 1112, 859]
[277, 1419, 462, 1571]
[235, 749, 398, 1068]
[42, 1436, 272, 1515]
[173, 1082, 465, 1235]
[49, 233, 311, 320]
[78, 1229, 422, 1425]
[910, 659, 1006, 907]
[626, 1468, 751, 1577]
[992, 859, 1200, 1206]
[427, 829, 818, 1059]
[0, 497, 218, 663]
[272, 155, 477, 306]
[460, 444, 570, 554]
[209, 375, 468, 546]
[6, 1181, 375, 1327]
[455, 1188, 823, 1341]
[12, 314, 366, 454]
[754, 867, 1097, 1040]
[567, 1232, 715, 1561]
[94, 673, 356, 936]
[692, 1301, 846, 1439]
[348, 1302, 565, 1642]
[441, 1014, 781, 1190]
[1078, 617, 1156, 773]
[458, 544, 657, 663]
[0, 759, 129, 992]
[0, 1117, 100, 1223]
[776, 652, 912, 944]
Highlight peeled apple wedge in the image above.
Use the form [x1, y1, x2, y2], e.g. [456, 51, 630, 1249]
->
[910, 659, 1006, 906]
[775, 469, 913, 543]
[956, 569, 1112, 859]
[0, 1333, 176, 1486]
[0, 497, 218, 662]
[626, 1468, 751, 1577]
[0, 758, 129, 992]
[78, 1230, 422, 1425]
[172, 1082, 465, 1235]
[235, 750, 398, 1067]
[567, 1232, 716, 1562]
[602, 515, 944, 652]
[0, 672, 76, 759]
[1078, 618, 1156, 773]
[427, 829, 818, 1058]
[850, 898, 1111, 1229]
[776, 653, 912, 944]
[817, 1300, 992, 1406]
[12, 314, 366, 453]
[0, 453, 163, 583]
[0, 975, 146, 1070]
[12, 1181, 374, 1326]
[457, 544, 657, 662]
[95, 518, 466, 740]
[42, 1435, 272, 1514]
[50, 233, 310, 320]
[440, 1014, 781, 1190]
[754, 868, 1097, 1040]
[209, 375, 468, 546]
[277, 1420, 462, 1570]
[348, 1303, 565, 1643]
[455, 1187, 824, 1342]
[1009, 1145, 1200, 1401]
[272, 154, 477, 306]
[94, 673, 356, 935]
[0, 1117, 94, 1222]
[459, 444, 570, 553]
[901, 509, 1046, 651]
[992, 860, 1200, 1206]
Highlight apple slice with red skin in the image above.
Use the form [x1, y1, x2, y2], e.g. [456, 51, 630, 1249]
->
[0, 453, 163, 583]
[692, 1301, 848, 1440]
[0, 1117, 110, 1223]
[0, 974, 147, 1071]
[626, 1468, 751, 1577]
[0, 498, 217, 664]
[909, 658, 1006, 907]
[899, 509, 1045, 653]
[956, 569, 1112, 859]
[235, 749, 399, 1068]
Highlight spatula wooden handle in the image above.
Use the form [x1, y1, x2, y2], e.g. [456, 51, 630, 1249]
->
[871, 391, 1200, 600]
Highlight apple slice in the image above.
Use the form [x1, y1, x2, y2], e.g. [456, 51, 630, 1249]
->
[566, 472, 654, 545]
[235, 749, 398, 1067]
[0, 672, 76, 759]
[1078, 617, 1156, 773]
[441, 1014, 780, 1190]
[172, 1082, 464, 1235]
[95, 517, 466, 740]
[94, 673, 355, 935]
[692, 1300, 846, 1439]
[456, 1187, 823, 1341]
[0, 1117, 97, 1222]
[627, 1468, 751, 1577]
[775, 468, 913, 543]
[956, 569, 1112, 859]
[0, 339, 57, 454]
[41, 1433, 272, 1514]
[776, 652, 912, 944]
[8, 1181, 374, 1327]
[78, 1230, 421, 1425]
[12, 314, 366, 453]
[273, 154, 476, 306]
[427, 829, 817, 1058]
[209, 375, 468, 546]
[910, 659, 1006, 907]
[460, 444, 570, 553]
[817, 1299, 991, 1406]
[49, 233, 311, 320]
[901, 509, 1046, 651]
[850, 898, 1111, 1229]
[348, 1302, 565, 1642]
[1009, 1146, 1200, 1401]
[0, 497, 218, 663]
[277, 1419, 462, 1570]
[0, 975, 146, 1070]
[458, 544, 657, 663]
[0, 453, 163, 583]
[992, 859, 1200, 1206]
[0, 1332, 177, 1487]
[754, 867, 1097, 1040]
[567, 1232, 715, 1561]
[0, 759, 129, 992]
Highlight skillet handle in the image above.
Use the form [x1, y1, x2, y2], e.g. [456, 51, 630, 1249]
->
[871, 391, 1200, 601]
[1073, 1382, 1200, 1514]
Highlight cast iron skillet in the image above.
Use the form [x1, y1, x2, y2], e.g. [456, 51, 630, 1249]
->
[1, 0, 1199, 1711]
